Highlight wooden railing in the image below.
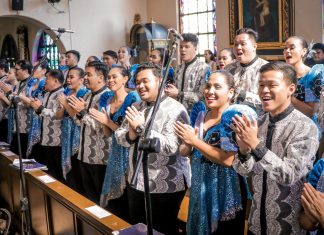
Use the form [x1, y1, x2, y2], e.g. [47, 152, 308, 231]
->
[0, 150, 130, 235]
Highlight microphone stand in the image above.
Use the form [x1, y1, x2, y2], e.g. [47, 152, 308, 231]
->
[2, 30, 63, 235]
[130, 37, 180, 235]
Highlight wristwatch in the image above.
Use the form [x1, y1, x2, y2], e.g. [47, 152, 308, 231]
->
[135, 124, 145, 137]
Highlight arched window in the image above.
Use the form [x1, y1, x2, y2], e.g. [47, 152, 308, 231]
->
[179, 0, 217, 60]
[37, 32, 60, 69]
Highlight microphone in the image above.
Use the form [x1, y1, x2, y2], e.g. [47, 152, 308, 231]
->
[45, 28, 75, 33]
[168, 28, 183, 41]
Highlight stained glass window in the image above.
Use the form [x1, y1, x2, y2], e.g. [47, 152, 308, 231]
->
[37, 32, 60, 69]
[179, 0, 217, 60]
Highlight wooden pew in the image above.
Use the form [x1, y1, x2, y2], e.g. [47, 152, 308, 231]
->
[0, 150, 130, 235]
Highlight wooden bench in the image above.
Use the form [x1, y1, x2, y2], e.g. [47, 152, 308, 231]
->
[0, 150, 130, 235]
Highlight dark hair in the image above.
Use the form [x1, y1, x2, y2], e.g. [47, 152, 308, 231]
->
[0, 61, 9, 73]
[36, 59, 49, 71]
[66, 50, 81, 62]
[287, 36, 309, 60]
[134, 62, 161, 79]
[153, 48, 170, 66]
[207, 70, 236, 103]
[312, 43, 324, 52]
[259, 61, 297, 86]
[182, 33, 199, 47]
[103, 50, 118, 61]
[46, 69, 64, 84]
[205, 50, 216, 62]
[69, 67, 85, 78]
[87, 56, 100, 62]
[16, 60, 33, 74]
[219, 48, 236, 60]
[109, 65, 130, 78]
[86, 61, 108, 81]
[236, 27, 258, 42]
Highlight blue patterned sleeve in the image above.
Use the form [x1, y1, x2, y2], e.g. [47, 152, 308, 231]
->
[308, 158, 324, 188]
[305, 64, 324, 103]
[189, 101, 206, 127]
[127, 64, 139, 89]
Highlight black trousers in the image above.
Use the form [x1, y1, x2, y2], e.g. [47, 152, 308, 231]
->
[10, 133, 28, 159]
[31, 144, 64, 182]
[0, 118, 8, 142]
[78, 161, 106, 204]
[105, 189, 129, 222]
[127, 185, 186, 235]
[212, 174, 248, 235]
[66, 154, 84, 195]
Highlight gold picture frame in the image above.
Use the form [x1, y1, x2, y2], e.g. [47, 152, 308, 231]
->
[229, 0, 295, 60]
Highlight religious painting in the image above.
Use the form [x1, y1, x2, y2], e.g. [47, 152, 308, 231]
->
[229, 0, 295, 59]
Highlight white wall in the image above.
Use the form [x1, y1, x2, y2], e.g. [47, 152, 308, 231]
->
[0, 0, 147, 66]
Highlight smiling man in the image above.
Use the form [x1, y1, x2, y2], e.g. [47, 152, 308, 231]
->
[68, 61, 110, 204]
[165, 33, 209, 114]
[231, 61, 318, 235]
[226, 28, 268, 112]
[30, 69, 64, 181]
[115, 62, 190, 235]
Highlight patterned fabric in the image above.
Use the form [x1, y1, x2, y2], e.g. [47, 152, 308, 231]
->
[298, 64, 324, 130]
[225, 57, 268, 111]
[13, 79, 32, 133]
[6, 84, 19, 143]
[187, 104, 257, 235]
[61, 87, 88, 178]
[233, 108, 319, 235]
[174, 57, 209, 113]
[77, 86, 110, 165]
[39, 87, 64, 146]
[126, 64, 139, 89]
[307, 159, 324, 235]
[295, 64, 323, 103]
[190, 101, 206, 127]
[187, 112, 239, 234]
[115, 96, 191, 193]
[27, 78, 46, 157]
[100, 91, 141, 207]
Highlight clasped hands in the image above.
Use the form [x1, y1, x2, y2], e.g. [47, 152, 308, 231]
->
[67, 95, 86, 113]
[125, 106, 145, 131]
[301, 183, 324, 228]
[230, 114, 259, 154]
[174, 121, 198, 146]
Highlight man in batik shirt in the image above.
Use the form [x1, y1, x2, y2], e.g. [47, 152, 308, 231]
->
[115, 63, 191, 235]
[232, 61, 319, 235]
[226, 28, 268, 112]
[165, 33, 209, 114]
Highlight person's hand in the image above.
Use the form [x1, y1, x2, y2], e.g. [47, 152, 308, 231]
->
[235, 133, 251, 155]
[0, 81, 11, 93]
[231, 114, 259, 150]
[68, 95, 87, 113]
[302, 183, 324, 226]
[57, 93, 68, 108]
[174, 121, 198, 146]
[89, 108, 110, 126]
[30, 98, 42, 110]
[164, 84, 179, 98]
[125, 106, 145, 130]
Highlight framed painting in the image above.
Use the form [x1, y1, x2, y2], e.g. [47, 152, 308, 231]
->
[229, 0, 295, 59]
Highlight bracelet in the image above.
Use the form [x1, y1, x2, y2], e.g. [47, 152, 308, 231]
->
[35, 105, 44, 115]
[78, 109, 88, 118]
